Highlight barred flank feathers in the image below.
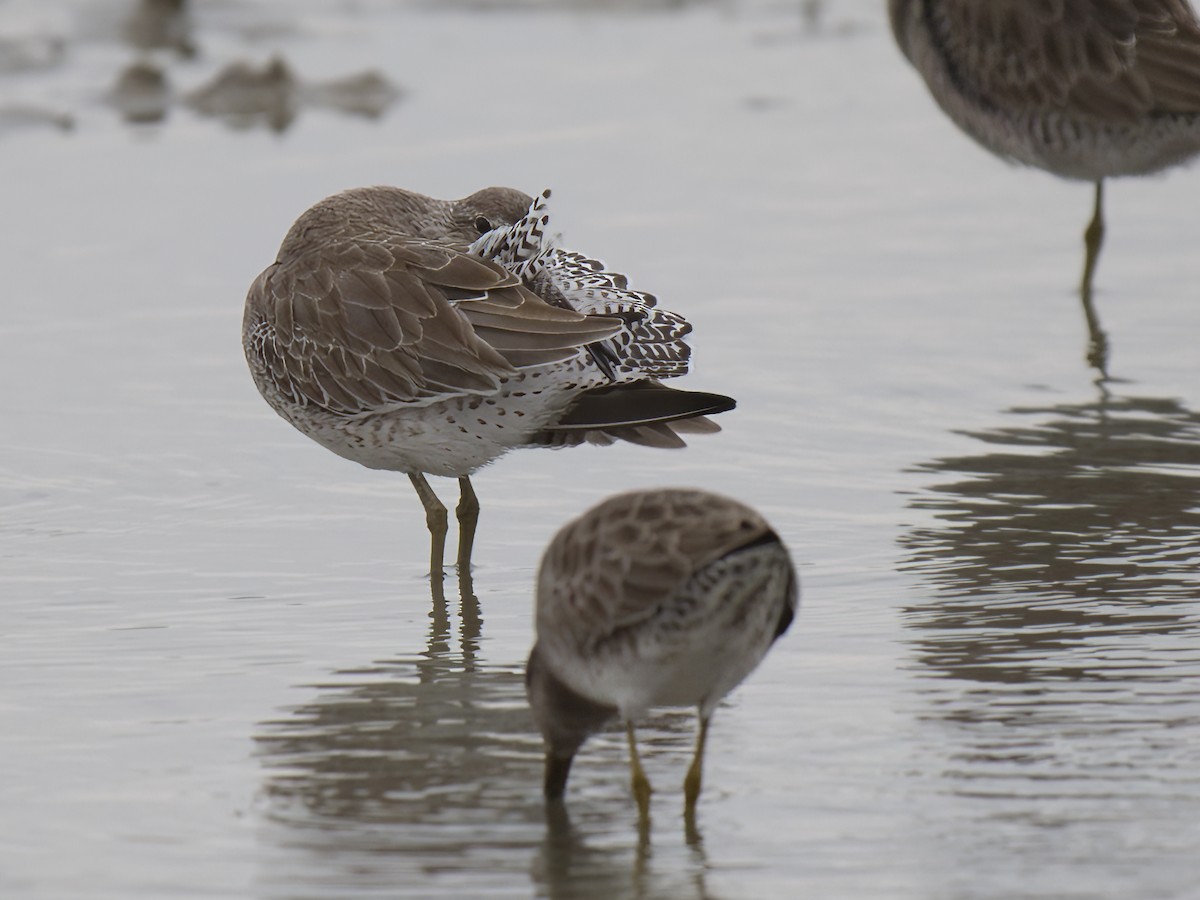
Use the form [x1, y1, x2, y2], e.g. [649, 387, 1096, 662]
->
[468, 190, 694, 382]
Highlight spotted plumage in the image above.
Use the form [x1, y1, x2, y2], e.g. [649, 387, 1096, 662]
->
[526, 488, 798, 815]
[471, 189, 692, 381]
[889, 0, 1200, 180]
[242, 186, 735, 578]
[889, 0, 1200, 364]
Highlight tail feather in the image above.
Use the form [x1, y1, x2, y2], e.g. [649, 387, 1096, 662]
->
[548, 381, 736, 431]
[608, 422, 688, 449]
[668, 414, 722, 435]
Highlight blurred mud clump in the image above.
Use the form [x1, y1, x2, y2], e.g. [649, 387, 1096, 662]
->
[0, 0, 403, 135]
[124, 0, 195, 57]
[184, 56, 402, 132]
[111, 61, 171, 124]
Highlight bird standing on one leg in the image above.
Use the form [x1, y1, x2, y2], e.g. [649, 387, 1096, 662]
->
[243, 187, 736, 581]
[888, 0, 1200, 370]
[525, 488, 798, 820]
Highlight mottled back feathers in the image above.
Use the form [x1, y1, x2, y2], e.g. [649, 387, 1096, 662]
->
[892, 0, 1200, 123]
[536, 488, 797, 652]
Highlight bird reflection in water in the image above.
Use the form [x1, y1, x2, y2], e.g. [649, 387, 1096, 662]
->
[903, 389, 1200, 635]
[536, 799, 716, 899]
[899, 386, 1200, 813]
[255, 580, 530, 828]
[255, 577, 714, 898]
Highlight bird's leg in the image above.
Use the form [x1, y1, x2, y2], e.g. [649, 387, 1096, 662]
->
[408, 473, 447, 581]
[1081, 289, 1110, 377]
[1080, 180, 1110, 375]
[1081, 180, 1105, 296]
[544, 753, 575, 802]
[458, 565, 482, 659]
[626, 721, 652, 819]
[455, 475, 479, 576]
[683, 711, 711, 813]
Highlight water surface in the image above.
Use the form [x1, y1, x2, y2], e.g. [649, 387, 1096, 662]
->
[3, 2, 1199, 898]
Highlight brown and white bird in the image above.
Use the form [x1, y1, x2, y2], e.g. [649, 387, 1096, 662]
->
[526, 488, 797, 817]
[242, 187, 735, 579]
[889, 0, 1200, 361]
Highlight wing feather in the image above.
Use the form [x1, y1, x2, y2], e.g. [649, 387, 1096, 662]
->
[245, 235, 622, 416]
[928, 0, 1200, 121]
[537, 491, 780, 647]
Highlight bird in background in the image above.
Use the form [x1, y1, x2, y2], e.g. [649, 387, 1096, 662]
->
[243, 187, 735, 581]
[526, 488, 797, 823]
[888, 0, 1200, 371]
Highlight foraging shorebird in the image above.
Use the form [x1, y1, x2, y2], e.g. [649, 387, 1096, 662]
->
[526, 488, 797, 817]
[888, 0, 1200, 366]
[243, 187, 735, 579]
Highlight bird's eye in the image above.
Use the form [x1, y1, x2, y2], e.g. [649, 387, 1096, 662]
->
[474, 215, 492, 234]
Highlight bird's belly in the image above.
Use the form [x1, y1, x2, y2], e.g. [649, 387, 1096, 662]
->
[595, 637, 774, 722]
[930, 83, 1200, 180]
[566, 609, 782, 721]
[990, 112, 1200, 181]
[274, 383, 580, 477]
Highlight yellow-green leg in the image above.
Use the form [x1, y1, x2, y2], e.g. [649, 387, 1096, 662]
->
[1081, 180, 1104, 296]
[408, 472, 447, 581]
[683, 712, 711, 813]
[626, 722, 652, 818]
[1080, 180, 1109, 376]
[455, 475, 479, 575]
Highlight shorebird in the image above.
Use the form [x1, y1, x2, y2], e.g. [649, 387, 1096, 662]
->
[888, 0, 1200, 365]
[243, 187, 735, 580]
[526, 488, 797, 818]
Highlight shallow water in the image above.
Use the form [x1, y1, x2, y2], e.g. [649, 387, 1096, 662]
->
[3, 1, 1200, 898]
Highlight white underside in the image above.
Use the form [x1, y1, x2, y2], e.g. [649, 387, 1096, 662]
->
[543, 545, 794, 721]
[254, 358, 600, 477]
[907, 29, 1200, 181]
